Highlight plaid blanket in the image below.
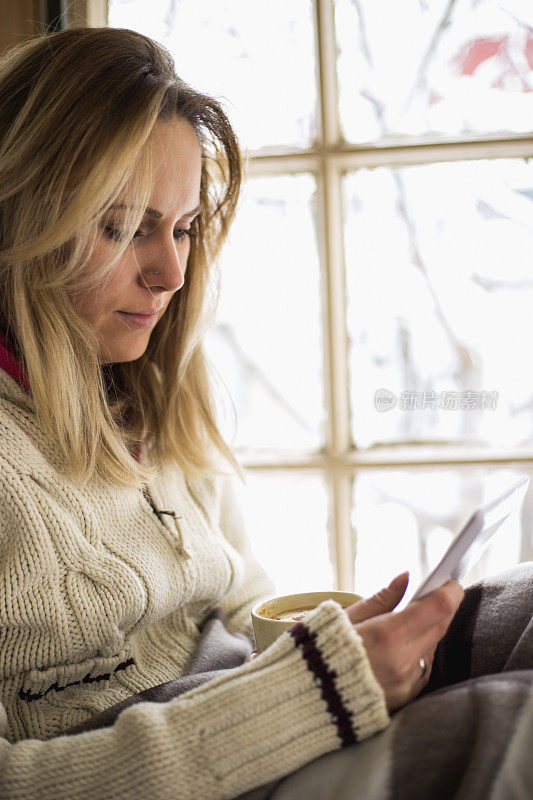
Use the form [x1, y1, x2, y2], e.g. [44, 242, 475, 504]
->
[67, 564, 533, 800]
[265, 563, 533, 800]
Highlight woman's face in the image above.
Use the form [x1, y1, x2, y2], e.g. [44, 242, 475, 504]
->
[72, 119, 202, 364]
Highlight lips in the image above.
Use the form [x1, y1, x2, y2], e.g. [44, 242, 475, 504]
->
[116, 309, 160, 329]
[120, 307, 162, 315]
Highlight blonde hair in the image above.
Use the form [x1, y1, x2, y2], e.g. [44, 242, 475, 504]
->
[0, 26, 242, 489]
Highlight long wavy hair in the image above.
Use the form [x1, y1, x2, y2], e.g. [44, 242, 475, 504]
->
[0, 26, 242, 489]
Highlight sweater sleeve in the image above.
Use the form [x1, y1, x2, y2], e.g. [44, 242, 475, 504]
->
[216, 476, 276, 639]
[0, 600, 389, 800]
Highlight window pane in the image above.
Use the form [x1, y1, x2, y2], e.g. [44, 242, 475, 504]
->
[108, 0, 317, 151]
[235, 471, 333, 595]
[344, 158, 533, 449]
[336, 0, 533, 143]
[206, 174, 324, 453]
[352, 465, 533, 599]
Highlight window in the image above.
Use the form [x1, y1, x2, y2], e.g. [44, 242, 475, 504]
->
[107, 0, 533, 596]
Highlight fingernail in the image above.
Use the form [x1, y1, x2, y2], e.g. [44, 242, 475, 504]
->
[389, 571, 409, 591]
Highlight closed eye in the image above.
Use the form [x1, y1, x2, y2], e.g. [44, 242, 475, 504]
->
[103, 223, 197, 245]
[173, 228, 196, 243]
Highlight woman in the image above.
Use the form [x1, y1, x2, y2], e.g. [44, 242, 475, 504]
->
[0, 25, 468, 800]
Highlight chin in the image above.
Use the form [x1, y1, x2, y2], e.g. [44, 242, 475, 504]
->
[99, 341, 150, 364]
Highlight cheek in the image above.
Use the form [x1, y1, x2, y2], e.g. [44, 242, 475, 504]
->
[71, 273, 124, 324]
[70, 285, 98, 321]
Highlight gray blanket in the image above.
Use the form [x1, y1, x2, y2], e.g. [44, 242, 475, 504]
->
[66, 564, 533, 800]
[64, 609, 253, 735]
[269, 563, 533, 800]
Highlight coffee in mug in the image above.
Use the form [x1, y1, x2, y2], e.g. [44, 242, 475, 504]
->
[251, 590, 362, 653]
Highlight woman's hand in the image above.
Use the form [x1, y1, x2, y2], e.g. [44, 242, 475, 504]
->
[346, 573, 464, 712]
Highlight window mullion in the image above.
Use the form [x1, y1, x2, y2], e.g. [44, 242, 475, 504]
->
[328, 471, 356, 592]
[331, 136, 533, 170]
[315, 0, 354, 590]
[315, 0, 340, 148]
[318, 164, 350, 459]
[247, 135, 533, 177]
[316, 163, 354, 590]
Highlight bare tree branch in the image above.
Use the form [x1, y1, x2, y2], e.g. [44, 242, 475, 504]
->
[392, 169, 475, 375]
[164, 0, 179, 39]
[213, 323, 314, 433]
[352, 0, 477, 390]
[471, 274, 533, 291]
[350, 0, 373, 66]
[403, 0, 459, 114]
[501, 5, 533, 34]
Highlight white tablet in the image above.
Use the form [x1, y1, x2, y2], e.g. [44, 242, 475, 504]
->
[399, 475, 529, 608]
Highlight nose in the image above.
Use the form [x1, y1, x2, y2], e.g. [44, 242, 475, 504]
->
[139, 236, 187, 295]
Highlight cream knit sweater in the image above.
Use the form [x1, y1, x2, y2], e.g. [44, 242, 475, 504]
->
[0, 357, 390, 800]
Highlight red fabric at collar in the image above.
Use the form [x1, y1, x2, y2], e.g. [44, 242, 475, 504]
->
[0, 329, 31, 394]
[0, 329, 142, 462]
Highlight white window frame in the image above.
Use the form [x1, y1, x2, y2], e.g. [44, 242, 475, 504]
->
[243, 0, 533, 591]
[100, 0, 533, 591]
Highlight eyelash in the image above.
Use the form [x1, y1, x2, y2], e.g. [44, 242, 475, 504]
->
[103, 224, 197, 245]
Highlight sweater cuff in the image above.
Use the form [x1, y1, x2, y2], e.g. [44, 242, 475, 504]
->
[285, 600, 390, 743]
[180, 599, 390, 795]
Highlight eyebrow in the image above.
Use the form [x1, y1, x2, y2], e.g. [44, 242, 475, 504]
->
[109, 203, 201, 220]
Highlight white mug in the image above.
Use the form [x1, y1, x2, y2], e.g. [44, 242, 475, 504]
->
[251, 590, 362, 653]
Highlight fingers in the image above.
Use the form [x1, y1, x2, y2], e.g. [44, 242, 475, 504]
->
[379, 643, 437, 711]
[412, 613, 457, 660]
[416, 650, 435, 684]
[377, 580, 464, 672]
[396, 648, 433, 707]
[346, 571, 409, 624]
[398, 580, 465, 642]
[353, 582, 464, 713]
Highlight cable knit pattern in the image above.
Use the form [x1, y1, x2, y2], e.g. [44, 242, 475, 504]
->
[0, 362, 390, 799]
